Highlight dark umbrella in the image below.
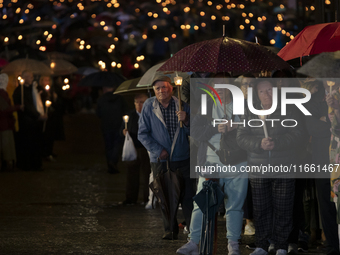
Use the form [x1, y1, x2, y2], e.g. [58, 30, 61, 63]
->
[149, 161, 183, 239]
[77, 71, 126, 88]
[158, 37, 290, 73]
[194, 179, 224, 255]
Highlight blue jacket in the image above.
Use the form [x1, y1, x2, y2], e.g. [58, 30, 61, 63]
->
[138, 96, 190, 163]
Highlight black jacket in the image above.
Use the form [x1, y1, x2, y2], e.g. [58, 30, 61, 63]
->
[237, 100, 304, 169]
[304, 83, 331, 165]
[120, 109, 144, 148]
[96, 92, 128, 133]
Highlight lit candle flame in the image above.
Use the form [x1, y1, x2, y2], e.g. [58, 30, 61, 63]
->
[45, 85, 50, 90]
[45, 100, 52, 107]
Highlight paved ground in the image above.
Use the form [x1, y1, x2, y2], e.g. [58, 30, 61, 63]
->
[0, 114, 325, 255]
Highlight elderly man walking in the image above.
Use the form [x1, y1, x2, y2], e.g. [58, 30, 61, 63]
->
[138, 76, 195, 240]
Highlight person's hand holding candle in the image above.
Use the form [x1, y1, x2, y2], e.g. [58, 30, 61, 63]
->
[123, 115, 129, 130]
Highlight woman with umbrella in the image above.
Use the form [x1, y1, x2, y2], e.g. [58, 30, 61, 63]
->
[177, 74, 248, 255]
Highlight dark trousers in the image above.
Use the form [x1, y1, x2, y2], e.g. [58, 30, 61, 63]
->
[125, 147, 150, 203]
[103, 131, 123, 172]
[251, 178, 295, 251]
[151, 159, 196, 234]
[15, 127, 43, 170]
[288, 179, 306, 244]
[315, 178, 339, 254]
[243, 180, 253, 219]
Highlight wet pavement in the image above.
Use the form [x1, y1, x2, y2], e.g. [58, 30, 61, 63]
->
[0, 114, 324, 255]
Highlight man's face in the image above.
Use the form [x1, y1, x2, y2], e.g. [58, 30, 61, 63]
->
[153, 81, 172, 102]
[134, 96, 147, 113]
[257, 81, 273, 107]
[22, 72, 34, 85]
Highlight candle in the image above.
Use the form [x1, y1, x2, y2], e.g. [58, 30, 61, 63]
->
[20, 78, 24, 105]
[258, 114, 268, 138]
[43, 100, 52, 132]
[123, 115, 129, 129]
[174, 75, 183, 128]
[45, 85, 50, 91]
[327, 80, 335, 94]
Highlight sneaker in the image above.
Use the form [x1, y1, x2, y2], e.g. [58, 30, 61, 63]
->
[183, 226, 189, 234]
[246, 243, 256, 250]
[297, 241, 308, 253]
[288, 243, 298, 255]
[176, 240, 199, 255]
[276, 249, 287, 255]
[268, 244, 276, 254]
[145, 200, 156, 209]
[244, 222, 255, 235]
[250, 248, 268, 255]
[228, 241, 240, 255]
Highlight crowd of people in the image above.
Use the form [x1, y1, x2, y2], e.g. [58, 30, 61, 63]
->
[0, 64, 339, 255]
[108, 72, 339, 255]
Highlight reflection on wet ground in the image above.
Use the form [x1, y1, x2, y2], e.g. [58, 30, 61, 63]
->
[0, 114, 323, 254]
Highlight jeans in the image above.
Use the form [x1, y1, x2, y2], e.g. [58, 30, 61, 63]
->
[189, 173, 248, 244]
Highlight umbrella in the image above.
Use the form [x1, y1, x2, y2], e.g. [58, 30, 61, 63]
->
[137, 62, 191, 87]
[194, 179, 224, 255]
[76, 66, 100, 76]
[297, 51, 340, 78]
[278, 22, 340, 62]
[114, 77, 145, 94]
[43, 59, 78, 76]
[1, 58, 52, 75]
[77, 71, 126, 87]
[158, 37, 290, 73]
[149, 161, 183, 239]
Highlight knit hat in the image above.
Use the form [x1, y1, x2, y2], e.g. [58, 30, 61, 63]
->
[0, 73, 8, 89]
[151, 75, 171, 87]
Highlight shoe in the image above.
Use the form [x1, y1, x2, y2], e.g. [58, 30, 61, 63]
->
[288, 243, 298, 255]
[183, 226, 189, 234]
[176, 240, 199, 255]
[145, 199, 156, 209]
[118, 200, 135, 206]
[228, 241, 240, 255]
[297, 241, 308, 253]
[108, 168, 119, 174]
[250, 248, 268, 255]
[162, 231, 178, 240]
[246, 243, 256, 250]
[244, 222, 255, 235]
[268, 244, 275, 254]
[276, 249, 287, 255]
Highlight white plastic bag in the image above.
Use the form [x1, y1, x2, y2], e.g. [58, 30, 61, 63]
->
[122, 131, 137, 161]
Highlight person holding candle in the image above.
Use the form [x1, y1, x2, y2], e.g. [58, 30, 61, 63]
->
[96, 86, 128, 174]
[39, 75, 65, 162]
[0, 73, 23, 171]
[236, 79, 304, 255]
[119, 93, 151, 205]
[12, 70, 47, 171]
[138, 76, 194, 240]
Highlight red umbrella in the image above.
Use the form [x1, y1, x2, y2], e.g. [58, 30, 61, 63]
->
[158, 37, 290, 73]
[278, 22, 340, 61]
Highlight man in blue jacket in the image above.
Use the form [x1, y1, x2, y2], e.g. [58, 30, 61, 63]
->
[138, 76, 195, 240]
